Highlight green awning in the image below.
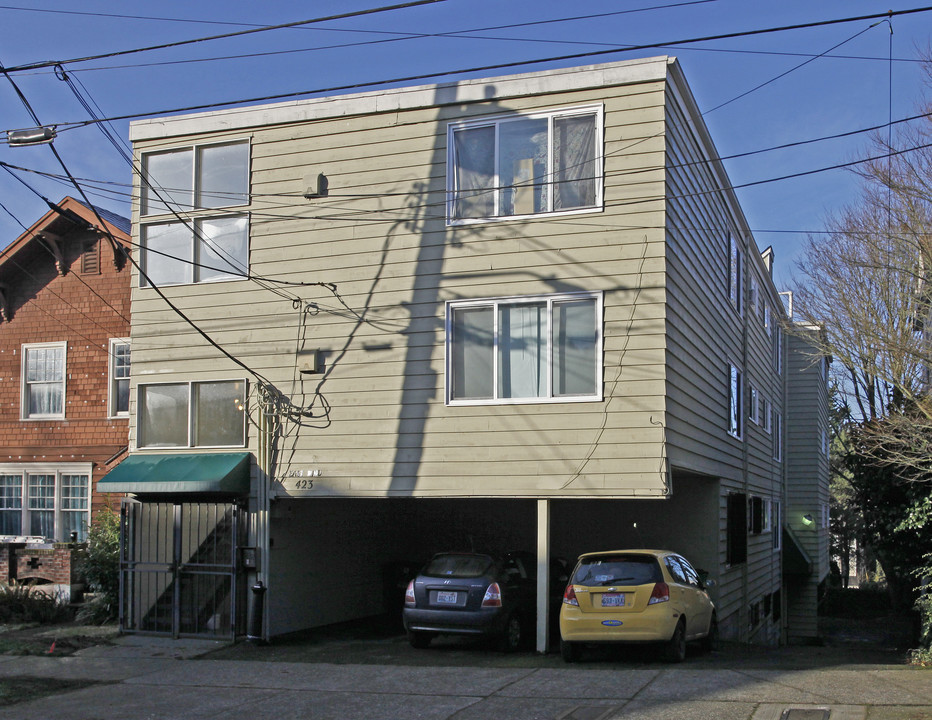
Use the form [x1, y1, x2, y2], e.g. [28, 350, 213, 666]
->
[98, 452, 252, 495]
[782, 525, 813, 576]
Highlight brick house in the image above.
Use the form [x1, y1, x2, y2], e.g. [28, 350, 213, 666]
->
[0, 197, 130, 586]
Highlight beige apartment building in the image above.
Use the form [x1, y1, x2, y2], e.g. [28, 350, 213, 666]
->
[102, 56, 829, 646]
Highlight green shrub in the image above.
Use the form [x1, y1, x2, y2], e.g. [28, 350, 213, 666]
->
[76, 506, 120, 621]
[0, 584, 72, 624]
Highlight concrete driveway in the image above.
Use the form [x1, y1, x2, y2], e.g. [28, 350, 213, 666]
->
[0, 621, 929, 720]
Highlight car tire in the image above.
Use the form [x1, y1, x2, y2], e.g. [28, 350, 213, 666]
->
[498, 613, 523, 653]
[560, 638, 580, 663]
[700, 615, 718, 654]
[664, 618, 687, 663]
[408, 631, 432, 649]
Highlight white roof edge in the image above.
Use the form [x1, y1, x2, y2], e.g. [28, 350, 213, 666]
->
[130, 56, 673, 141]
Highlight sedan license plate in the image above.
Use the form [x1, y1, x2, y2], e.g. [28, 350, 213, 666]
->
[436, 591, 458, 605]
[601, 593, 625, 607]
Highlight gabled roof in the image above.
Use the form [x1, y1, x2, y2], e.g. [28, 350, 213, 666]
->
[0, 196, 130, 273]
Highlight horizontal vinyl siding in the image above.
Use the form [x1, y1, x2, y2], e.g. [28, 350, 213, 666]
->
[130, 72, 672, 498]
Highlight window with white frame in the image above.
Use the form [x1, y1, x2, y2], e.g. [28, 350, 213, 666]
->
[774, 326, 783, 375]
[140, 141, 250, 287]
[763, 398, 772, 434]
[750, 275, 759, 319]
[447, 106, 602, 222]
[109, 339, 130, 418]
[749, 385, 759, 425]
[446, 292, 602, 404]
[762, 497, 773, 533]
[729, 233, 743, 315]
[728, 363, 743, 439]
[0, 466, 91, 541]
[764, 305, 772, 337]
[138, 379, 246, 448]
[22, 342, 66, 419]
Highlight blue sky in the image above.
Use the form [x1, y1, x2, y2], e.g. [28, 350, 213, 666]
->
[1, 0, 930, 286]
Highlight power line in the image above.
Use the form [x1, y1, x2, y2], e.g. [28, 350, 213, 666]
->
[41, 6, 932, 132]
[0, 1, 447, 74]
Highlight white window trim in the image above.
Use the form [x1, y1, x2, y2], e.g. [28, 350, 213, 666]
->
[728, 362, 744, 440]
[21, 341, 67, 421]
[0, 463, 92, 542]
[139, 213, 251, 288]
[728, 233, 744, 316]
[141, 138, 251, 218]
[763, 398, 772, 434]
[445, 291, 603, 406]
[108, 338, 130, 419]
[773, 412, 783, 462]
[446, 104, 604, 226]
[749, 384, 759, 425]
[136, 379, 248, 450]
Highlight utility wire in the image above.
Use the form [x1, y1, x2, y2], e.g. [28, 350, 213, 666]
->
[0, 1, 446, 73]
[42, 6, 932, 132]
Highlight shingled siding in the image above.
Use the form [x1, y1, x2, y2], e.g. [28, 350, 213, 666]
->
[0, 226, 130, 520]
[128, 60, 674, 499]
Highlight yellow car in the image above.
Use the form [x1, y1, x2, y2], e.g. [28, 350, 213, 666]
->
[559, 549, 716, 662]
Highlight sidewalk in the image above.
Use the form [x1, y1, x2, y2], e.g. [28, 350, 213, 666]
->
[0, 634, 929, 720]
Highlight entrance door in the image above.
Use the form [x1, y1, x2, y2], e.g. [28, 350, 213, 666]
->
[119, 500, 245, 638]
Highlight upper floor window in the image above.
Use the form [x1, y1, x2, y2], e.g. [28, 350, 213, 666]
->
[749, 384, 759, 425]
[446, 292, 602, 405]
[140, 215, 249, 287]
[22, 342, 66, 420]
[140, 141, 250, 288]
[447, 106, 602, 223]
[138, 379, 246, 449]
[109, 339, 131, 418]
[773, 412, 783, 461]
[141, 141, 249, 215]
[728, 362, 743, 439]
[728, 233, 743, 315]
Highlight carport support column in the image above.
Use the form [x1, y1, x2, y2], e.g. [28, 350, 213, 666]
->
[536, 499, 551, 654]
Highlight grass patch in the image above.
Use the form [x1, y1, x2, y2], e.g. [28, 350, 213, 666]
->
[0, 677, 101, 706]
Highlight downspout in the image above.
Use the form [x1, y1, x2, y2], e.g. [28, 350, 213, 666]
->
[740, 233, 750, 646]
[255, 393, 272, 642]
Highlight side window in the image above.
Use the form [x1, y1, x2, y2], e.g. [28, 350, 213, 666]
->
[109, 339, 131, 418]
[728, 233, 743, 315]
[22, 342, 66, 420]
[664, 556, 688, 585]
[727, 492, 748, 565]
[728, 363, 743, 439]
[677, 556, 701, 588]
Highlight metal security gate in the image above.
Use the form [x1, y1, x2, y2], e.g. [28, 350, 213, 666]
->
[119, 500, 246, 639]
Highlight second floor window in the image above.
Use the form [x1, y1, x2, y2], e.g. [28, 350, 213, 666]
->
[138, 379, 246, 449]
[109, 339, 131, 417]
[141, 215, 248, 286]
[22, 343, 66, 419]
[728, 363, 743, 439]
[446, 292, 602, 405]
[448, 106, 602, 222]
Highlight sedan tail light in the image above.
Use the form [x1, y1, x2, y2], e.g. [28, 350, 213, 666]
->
[563, 585, 579, 607]
[404, 580, 416, 607]
[648, 582, 670, 605]
[481, 582, 502, 607]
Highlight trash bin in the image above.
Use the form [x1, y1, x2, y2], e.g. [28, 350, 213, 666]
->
[247, 580, 266, 643]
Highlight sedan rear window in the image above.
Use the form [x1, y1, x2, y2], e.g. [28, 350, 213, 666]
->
[572, 555, 662, 587]
[423, 554, 493, 578]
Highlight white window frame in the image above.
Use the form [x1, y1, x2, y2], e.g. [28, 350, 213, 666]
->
[772, 500, 782, 550]
[728, 362, 743, 440]
[136, 379, 247, 450]
[763, 398, 772, 434]
[749, 384, 760, 425]
[774, 326, 783, 375]
[139, 139, 251, 288]
[21, 341, 67, 420]
[141, 139, 250, 217]
[0, 464, 92, 542]
[446, 104, 604, 225]
[108, 338, 131, 419]
[750, 275, 760, 319]
[445, 291, 603, 406]
[728, 233, 744, 316]
[762, 497, 773, 533]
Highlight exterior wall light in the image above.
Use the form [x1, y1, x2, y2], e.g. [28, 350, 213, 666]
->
[801, 513, 814, 526]
[7, 126, 56, 146]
